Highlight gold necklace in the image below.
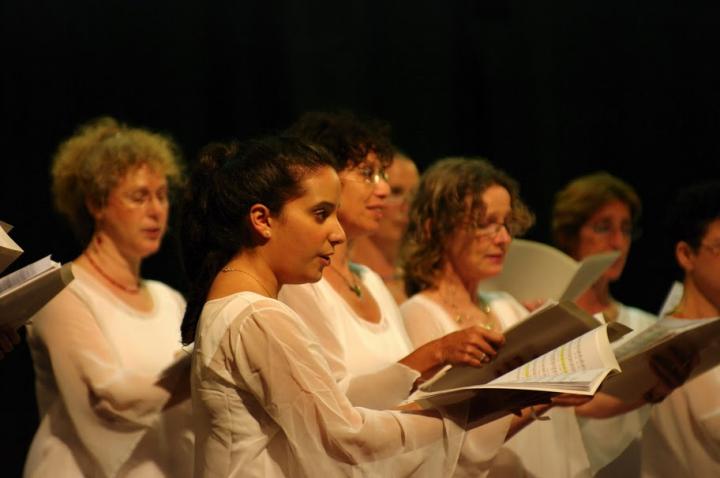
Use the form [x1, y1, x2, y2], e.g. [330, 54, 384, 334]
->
[221, 267, 273, 297]
[85, 252, 141, 294]
[329, 264, 363, 298]
[442, 287, 494, 330]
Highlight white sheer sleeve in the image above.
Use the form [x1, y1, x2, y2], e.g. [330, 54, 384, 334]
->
[401, 295, 455, 348]
[279, 282, 419, 409]
[197, 297, 467, 476]
[686, 367, 720, 446]
[28, 288, 187, 476]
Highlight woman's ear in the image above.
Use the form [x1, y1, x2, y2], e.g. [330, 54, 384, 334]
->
[422, 218, 432, 240]
[249, 203, 273, 239]
[85, 197, 103, 222]
[675, 241, 695, 272]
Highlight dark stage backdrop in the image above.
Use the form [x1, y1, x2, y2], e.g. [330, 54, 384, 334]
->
[2, 1, 719, 474]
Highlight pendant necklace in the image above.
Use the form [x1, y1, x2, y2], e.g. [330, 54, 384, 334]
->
[443, 285, 494, 330]
[329, 263, 363, 298]
[221, 267, 273, 297]
[85, 252, 141, 294]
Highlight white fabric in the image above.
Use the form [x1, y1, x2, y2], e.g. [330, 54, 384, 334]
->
[191, 291, 468, 478]
[497, 302, 659, 478]
[401, 291, 527, 348]
[24, 265, 192, 478]
[401, 292, 525, 477]
[278, 265, 420, 410]
[582, 304, 657, 477]
[640, 351, 720, 476]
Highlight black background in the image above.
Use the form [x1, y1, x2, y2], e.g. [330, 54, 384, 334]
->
[2, 1, 719, 474]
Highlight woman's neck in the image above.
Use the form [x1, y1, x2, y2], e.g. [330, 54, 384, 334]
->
[432, 263, 477, 305]
[351, 236, 396, 279]
[576, 278, 614, 316]
[672, 278, 720, 319]
[212, 251, 279, 299]
[81, 232, 142, 290]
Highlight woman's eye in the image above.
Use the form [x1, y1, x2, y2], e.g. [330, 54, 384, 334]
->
[361, 170, 372, 179]
[130, 192, 147, 204]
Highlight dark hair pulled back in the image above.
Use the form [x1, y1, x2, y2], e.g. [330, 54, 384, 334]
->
[180, 136, 333, 344]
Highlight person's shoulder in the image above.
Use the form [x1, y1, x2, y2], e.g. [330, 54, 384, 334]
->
[278, 279, 327, 304]
[145, 279, 184, 300]
[400, 293, 432, 310]
[351, 262, 390, 293]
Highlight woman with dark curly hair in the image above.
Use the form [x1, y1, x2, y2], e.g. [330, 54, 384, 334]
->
[280, 113, 504, 413]
[24, 117, 192, 478]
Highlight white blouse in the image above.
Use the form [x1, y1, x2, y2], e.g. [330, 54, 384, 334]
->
[24, 265, 192, 478]
[191, 292, 468, 477]
[640, 350, 720, 477]
[278, 265, 420, 410]
[401, 292, 528, 478]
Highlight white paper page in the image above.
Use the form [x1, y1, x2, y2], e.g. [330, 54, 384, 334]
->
[561, 251, 621, 301]
[0, 255, 57, 294]
[613, 316, 718, 361]
[657, 281, 684, 317]
[492, 325, 619, 384]
[478, 239, 619, 302]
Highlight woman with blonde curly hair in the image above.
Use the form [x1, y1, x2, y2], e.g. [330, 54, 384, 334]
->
[24, 117, 193, 477]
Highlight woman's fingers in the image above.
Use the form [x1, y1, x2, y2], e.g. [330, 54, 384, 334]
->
[439, 327, 507, 366]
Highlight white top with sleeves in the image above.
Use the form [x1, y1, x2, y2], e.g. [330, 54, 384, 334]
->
[24, 265, 192, 478]
[400, 291, 527, 478]
[640, 339, 720, 477]
[582, 304, 657, 477]
[278, 264, 420, 410]
[401, 291, 528, 348]
[191, 291, 468, 478]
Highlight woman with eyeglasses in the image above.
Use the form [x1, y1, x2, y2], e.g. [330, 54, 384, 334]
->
[552, 172, 655, 331]
[537, 171, 660, 478]
[400, 158, 534, 349]
[351, 150, 419, 304]
[279, 112, 506, 415]
[24, 118, 193, 478]
[639, 180, 720, 478]
[398, 158, 586, 476]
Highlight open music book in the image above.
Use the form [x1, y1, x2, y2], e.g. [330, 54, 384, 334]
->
[602, 312, 720, 401]
[406, 301, 629, 423]
[0, 255, 74, 328]
[478, 239, 620, 302]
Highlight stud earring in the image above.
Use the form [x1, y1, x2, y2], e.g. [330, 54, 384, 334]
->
[263, 231, 271, 238]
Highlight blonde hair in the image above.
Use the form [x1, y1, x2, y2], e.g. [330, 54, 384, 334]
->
[401, 157, 534, 296]
[51, 117, 184, 243]
[552, 172, 641, 256]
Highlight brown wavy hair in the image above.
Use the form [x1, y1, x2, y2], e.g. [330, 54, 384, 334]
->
[401, 157, 534, 296]
[552, 172, 641, 256]
[51, 116, 184, 243]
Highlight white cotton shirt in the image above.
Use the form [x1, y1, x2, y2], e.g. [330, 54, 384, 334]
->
[640, 350, 720, 477]
[24, 265, 192, 478]
[191, 292, 468, 478]
[278, 265, 420, 410]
